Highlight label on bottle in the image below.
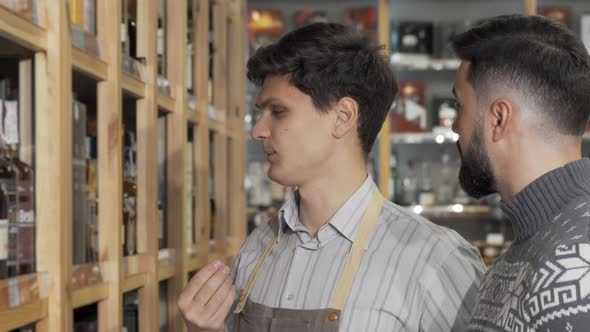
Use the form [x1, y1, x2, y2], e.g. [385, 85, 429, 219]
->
[73, 101, 80, 121]
[157, 28, 164, 55]
[121, 23, 127, 43]
[70, 0, 84, 27]
[84, 0, 96, 34]
[4, 100, 19, 145]
[8, 278, 20, 307]
[0, 219, 8, 260]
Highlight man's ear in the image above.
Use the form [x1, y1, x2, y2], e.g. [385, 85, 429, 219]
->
[488, 98, 512, 142]
[333, 97, 359, 139]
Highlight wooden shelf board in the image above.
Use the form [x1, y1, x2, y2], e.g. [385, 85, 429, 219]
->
[122, 73, 146, 99]
[157, 93, 176, 113]
[0, 6, 46, 51]
[122, 273, 147, 293]
[158, 263, 176, 281]
[72, 47, 108, 81]
[122, 254, 149, 277]
[184, 254, 208, 273]
[186, 110, 199, 124]
[209, 118, 225, 133]
[208, 251, 226, 264]
[0, 298, 47, 331]
[226, 120, 241, 138]
[72, 282, 109, 309]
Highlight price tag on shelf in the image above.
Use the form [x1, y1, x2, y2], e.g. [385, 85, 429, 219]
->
[8, 278, 20, 307]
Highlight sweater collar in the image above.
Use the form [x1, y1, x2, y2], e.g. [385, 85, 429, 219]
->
[500, 158, 590, 241]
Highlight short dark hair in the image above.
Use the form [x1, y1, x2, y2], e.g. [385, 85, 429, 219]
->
[451, 14, 590, 136]
[247, 22, 397, 155]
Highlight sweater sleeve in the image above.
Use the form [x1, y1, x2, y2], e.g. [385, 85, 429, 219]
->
[528, 241, 590, 331]
[537, 310, 590, 332]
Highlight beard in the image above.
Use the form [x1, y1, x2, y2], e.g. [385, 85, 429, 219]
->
[457, 125, 496, 199]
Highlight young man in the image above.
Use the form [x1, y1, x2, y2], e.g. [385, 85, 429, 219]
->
[450, 15, 590, 331]
[178, 23, 485, 332]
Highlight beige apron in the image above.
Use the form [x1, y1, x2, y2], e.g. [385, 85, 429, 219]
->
[233, 189, 384, 332]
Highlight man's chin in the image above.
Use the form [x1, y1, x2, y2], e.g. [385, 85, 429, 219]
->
[267, 167, 286, 185]
[458, 167, 496, 199]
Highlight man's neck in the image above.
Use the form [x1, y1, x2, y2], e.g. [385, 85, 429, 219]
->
[297, 162, 368, 237]
[497, 142, 582, 201]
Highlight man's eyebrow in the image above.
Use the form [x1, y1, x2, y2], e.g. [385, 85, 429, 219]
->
[255, 97, 284, 110]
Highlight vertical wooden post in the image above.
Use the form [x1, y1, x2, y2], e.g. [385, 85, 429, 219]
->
[165, 0, 189, 331]
[194, 0, 212, 261]
[136, 0, 159, 330]
[96, 0, 123, 331]
[226, 0, 247, 256]
[35, 2, 73, 331]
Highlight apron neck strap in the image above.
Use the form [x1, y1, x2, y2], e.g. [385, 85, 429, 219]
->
[330, 189, 383, 310]
[234, 188, 384, 314]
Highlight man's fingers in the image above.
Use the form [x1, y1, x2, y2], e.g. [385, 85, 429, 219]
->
[211, 284, 237, 325]
[202, 275, 235, 318]
[178, 260, 224, 311]
[191, 265, 231, 308]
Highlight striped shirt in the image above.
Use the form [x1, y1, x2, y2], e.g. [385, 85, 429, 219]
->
[227, 177, 485, 331]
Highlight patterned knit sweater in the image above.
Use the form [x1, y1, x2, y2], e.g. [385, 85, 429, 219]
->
[469, 158, 590, 332]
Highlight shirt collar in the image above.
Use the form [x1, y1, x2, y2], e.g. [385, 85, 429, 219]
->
[277, 175, 377, 243]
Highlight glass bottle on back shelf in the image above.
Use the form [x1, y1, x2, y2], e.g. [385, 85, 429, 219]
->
[7, 119, 35, 275]
[0, 84, 34, 277]
[0, 83, 15, 279]
[123, 132, 137, 256]
[0, 106, 16, 278]
[436, 153, 455, 205]
[389, 155, 400, 204]
[0, 185, 9, 278]
[401, 160, 418, 206]
[8, 95, 34, 275]
[418, 162, 436, 207]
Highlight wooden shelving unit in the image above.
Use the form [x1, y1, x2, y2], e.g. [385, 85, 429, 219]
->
[121, 73, 146, 99]
[0, 0, 247, 330]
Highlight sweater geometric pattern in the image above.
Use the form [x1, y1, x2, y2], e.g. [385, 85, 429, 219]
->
[470, 201, 590, 331]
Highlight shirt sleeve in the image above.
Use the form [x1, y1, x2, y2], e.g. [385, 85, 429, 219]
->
[419, 245, 486, 332]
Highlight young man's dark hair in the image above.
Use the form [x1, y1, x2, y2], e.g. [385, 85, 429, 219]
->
[247, 22, 397, 155]
[450, 14, 590, 332]
[452, 14, 590, 136]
